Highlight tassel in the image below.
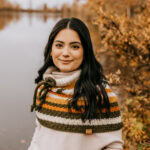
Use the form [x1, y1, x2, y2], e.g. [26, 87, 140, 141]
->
[30, 77, 56, 112]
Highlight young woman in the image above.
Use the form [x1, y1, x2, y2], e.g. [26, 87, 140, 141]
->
[28, 17, 124, 150]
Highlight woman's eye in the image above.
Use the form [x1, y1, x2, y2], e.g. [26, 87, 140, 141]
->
[56, 44, 63, 48]
[72, 45, 80, 49]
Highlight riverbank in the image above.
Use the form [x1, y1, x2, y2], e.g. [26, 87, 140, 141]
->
[0, 8, 61, 13]
[81, 1, 150, 149]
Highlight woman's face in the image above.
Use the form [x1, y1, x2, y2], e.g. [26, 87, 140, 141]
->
[51, 28, 83, 72]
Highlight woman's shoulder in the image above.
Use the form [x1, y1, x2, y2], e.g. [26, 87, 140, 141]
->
[105, 84, 119, 104]
[97, 81, 119, 104]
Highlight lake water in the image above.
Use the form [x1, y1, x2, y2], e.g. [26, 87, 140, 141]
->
[0, 12, 62, 150]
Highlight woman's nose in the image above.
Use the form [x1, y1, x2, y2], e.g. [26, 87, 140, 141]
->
[62, 46, 70, 56]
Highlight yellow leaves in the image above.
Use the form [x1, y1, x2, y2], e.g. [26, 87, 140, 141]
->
[136, 122, 144, 131]
[139, 71, 150, 80]
[86, 0, 150, 98]
[84, 0, 150, 148]
[144, 110, 150, 124]
[106, 69, 121, 85]
[121, 96, 150, 149]
[129, 58, 138, 67]
[116, 69, 121, 75]
[122, 115, 145, 143]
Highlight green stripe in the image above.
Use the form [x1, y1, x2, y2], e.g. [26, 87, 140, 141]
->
[39, 100, 119, 109]
[37, 108, 121, 119]
[37, 117, 123, 134]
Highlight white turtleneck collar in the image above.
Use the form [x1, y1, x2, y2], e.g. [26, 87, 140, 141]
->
[43, 66, 81, 87]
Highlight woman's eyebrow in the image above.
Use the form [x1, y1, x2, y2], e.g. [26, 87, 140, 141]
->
[54, 40, 64, 43]
[70, 41, 81, 45]
[54, 40, 81, 45]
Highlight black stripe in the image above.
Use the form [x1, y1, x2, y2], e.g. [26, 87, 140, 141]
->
[37, 108, 121, 119]
[38, 100, 119, 108]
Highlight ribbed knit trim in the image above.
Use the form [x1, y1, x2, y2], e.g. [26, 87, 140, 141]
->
[37, 117, 123, 134]
[36, 111, 122, 126]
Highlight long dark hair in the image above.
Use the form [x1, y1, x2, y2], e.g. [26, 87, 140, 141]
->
[35, 17, 110, 122]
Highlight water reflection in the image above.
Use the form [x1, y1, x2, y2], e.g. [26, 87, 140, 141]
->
[0, 11, 62, 31]
[0, 12, 61, 150]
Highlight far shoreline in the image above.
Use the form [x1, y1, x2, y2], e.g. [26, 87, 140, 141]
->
[0, 8, 62, 14]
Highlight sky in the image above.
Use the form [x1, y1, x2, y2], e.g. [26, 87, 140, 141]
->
[8, 0, 86, 9]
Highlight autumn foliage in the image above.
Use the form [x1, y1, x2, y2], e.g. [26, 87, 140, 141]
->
[81, 0, 150, 149]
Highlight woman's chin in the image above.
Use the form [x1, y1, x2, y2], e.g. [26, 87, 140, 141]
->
[58, 66, 74, 72]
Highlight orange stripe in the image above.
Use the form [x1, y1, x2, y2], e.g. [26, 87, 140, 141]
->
[37, 96, 118, 106]
[36, 100, 120, 113]
[36, 100, 83, 113]
[105, 88, 112, 93]
[45, 97, 85, 106]
[45, 97, 69, 105]
[109, 96, 118, 103]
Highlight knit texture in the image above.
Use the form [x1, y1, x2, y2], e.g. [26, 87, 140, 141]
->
[32, 67, 123, 134]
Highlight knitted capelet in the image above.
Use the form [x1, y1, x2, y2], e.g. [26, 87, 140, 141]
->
[31, 67, 123, 135]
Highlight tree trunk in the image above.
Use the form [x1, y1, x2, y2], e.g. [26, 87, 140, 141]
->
[126, 6, 131, 18]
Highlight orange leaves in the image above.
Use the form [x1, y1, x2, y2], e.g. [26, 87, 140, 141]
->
[84, 0, 150, 149]
[86, 0, 150, 97]
[129, 58, 138, 67]
[121, 96, 150, 149]
[106, 69, 121, 85]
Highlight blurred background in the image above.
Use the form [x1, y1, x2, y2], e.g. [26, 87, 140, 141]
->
[0, 0, 150, 150]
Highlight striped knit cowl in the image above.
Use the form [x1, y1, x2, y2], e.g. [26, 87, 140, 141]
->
[31, 66, 123, 135]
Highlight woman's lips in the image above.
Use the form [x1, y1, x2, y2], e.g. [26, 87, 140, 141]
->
[59, 59, 73, 64]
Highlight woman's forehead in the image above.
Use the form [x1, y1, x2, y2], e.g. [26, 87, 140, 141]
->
[54, 28, 81, 43]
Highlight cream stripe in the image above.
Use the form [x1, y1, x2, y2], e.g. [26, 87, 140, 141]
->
[49, 92, 116, 100]
[38, 89, 117, 101]
[37, 90, 62, 100]
[37, 89, 71, 100]
[107, 92, 116, 97]
[47, 92, 70, 100]
[38, 88, 116, 98]
[51, 88, 74, 95]
[36, 111, 121, 126]
[37, 87, 74, 95]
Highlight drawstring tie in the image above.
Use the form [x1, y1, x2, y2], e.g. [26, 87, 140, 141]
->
[31, 77, 56, 112]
